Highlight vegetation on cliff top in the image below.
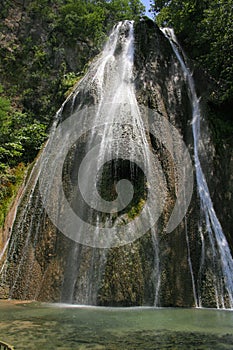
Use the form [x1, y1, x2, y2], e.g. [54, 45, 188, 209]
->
[151, 0, 233, 105]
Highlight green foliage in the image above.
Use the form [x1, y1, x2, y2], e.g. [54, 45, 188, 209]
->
[0, 86, 47, 227]
[106, 0, 145, 22]
[58, 1, 105, 42]
[60, 72, 83, 98]
[0, 86, 47, 166]
[130, 0, 146, 17]
[208, 104, 233, 150]
[58, 0, 145, 43]
[152, 0, 233, 104]
[127, 198, 145, 219]
[0, 86, 10, 120]
[0, 163, 26, 228]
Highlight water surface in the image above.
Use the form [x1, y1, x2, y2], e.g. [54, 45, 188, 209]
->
[0, 301, 233, 349]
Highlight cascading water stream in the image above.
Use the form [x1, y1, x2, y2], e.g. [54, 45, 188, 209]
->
[49, 20, 163, 305]
[162, 28, 233, 308]
[1, 20, 161, 305]
[71, 20, 162, 304]
[0, 20, 161, 305]
[2, 20, 232, 308]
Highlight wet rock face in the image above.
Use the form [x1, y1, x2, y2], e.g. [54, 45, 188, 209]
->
[215, 146, 233, 252]
[134, 20, 190, 126]
[133, 20, 195, 307]
[1, 19, 232, 308]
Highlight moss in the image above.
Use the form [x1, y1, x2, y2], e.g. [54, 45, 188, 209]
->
[98, 243, 144, 306]
[60, 72, 84, 99]
[127, 198, 145, 220]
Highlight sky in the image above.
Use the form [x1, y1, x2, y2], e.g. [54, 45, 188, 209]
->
[141, 0, 153, 19]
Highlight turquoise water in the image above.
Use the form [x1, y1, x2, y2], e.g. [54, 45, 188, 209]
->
[0, 301, 233, 349]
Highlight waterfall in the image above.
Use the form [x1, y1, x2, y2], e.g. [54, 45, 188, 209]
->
[1, 20, 232, 308]
[0, 20, 162, 305]
[59, 19, 162, 304]
[38, 20, 165, 247]
[162, 28, 233, 308]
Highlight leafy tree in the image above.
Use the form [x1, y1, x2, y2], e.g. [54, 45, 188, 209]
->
[200, 0, 233, 102]
[129, 0, 145, 17]
[151, 0, 233, 104]
[58, 0, 145, 42]
[0, 85, 10, 120]
[107, 0, 145, 21]
[0, 86, 47, 166]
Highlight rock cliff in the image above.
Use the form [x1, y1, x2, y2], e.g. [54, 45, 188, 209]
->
[0, 19, 232, 308]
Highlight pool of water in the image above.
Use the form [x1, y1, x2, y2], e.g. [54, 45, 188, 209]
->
[0, 301, 233, 349]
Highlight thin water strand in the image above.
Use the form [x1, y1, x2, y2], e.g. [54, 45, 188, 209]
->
[162, 27, 233, 308]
